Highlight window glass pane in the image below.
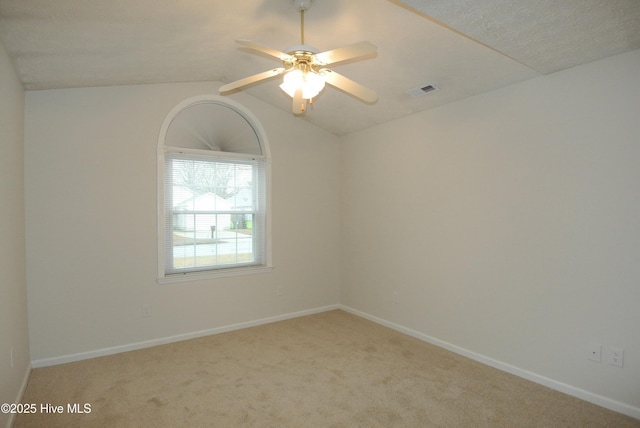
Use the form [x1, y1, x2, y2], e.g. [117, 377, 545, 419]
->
[171, 213, 255, 270]
[164, 153, 264, 274]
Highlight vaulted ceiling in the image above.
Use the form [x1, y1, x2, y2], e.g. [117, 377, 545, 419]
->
[1, 0, 639, 135]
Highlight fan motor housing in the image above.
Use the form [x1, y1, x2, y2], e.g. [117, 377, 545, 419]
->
[285, 45, 319, 55]
[284, 50, 322, 73]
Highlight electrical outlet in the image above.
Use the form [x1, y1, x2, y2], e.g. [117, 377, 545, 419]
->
[142, 303, 152, 318]
[609, 348, 624, 368]
[588, 343, 602, 362]
[393, 291, 399, 303]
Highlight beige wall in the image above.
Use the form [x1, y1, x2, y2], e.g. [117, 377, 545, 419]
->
[24, 82, 341, 363]
[0, 39, 29, 428]
[341, 50, 640, 412]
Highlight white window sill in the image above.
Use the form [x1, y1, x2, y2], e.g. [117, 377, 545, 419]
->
[158, 265, 273, 285]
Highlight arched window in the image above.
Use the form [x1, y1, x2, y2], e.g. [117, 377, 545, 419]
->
[157, 95, 271, 283]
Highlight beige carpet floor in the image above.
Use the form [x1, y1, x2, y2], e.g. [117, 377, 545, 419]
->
[15, 310, 640, 427]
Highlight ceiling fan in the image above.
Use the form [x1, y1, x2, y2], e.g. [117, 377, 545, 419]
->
[219, 0, 378, 115]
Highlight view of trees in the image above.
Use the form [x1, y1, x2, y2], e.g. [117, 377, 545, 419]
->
[172, 159, 252, 200]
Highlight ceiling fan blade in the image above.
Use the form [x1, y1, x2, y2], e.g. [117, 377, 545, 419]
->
[292, 87, 305, 115]
[314, 41, 377, 66]
[219, 68, 286, 94]
[236, 39, 293, 62]
[320, 69, 378, 103]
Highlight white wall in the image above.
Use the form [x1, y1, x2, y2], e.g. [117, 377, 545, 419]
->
[341, 50, 640, 413]
[25, 82, 341, 363]
[0, 39, 30, 428]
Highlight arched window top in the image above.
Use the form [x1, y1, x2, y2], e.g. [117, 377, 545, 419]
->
[160, 95, 269, 158]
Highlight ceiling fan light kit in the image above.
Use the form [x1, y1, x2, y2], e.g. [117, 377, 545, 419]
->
[280, 68, 325, 99]
[219, 0, 378, 115]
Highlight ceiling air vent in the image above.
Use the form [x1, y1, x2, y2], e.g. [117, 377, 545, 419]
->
[406, 84, 438, 97]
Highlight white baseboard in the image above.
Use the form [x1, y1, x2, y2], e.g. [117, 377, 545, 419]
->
[31, 304, 340, 369]
[339, 305, 640, 421]
[6, 362, 32, 428]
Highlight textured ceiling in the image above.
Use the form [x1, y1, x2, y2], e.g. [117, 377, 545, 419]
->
[398, 0, 640, 74]
[1, 0, 639, 136]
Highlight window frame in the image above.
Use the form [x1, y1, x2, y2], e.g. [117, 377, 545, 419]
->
[157, 95, 272, 284]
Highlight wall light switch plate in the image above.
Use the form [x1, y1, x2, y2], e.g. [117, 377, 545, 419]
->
[142, 303, 151, 318]
[588, 343, 602, 362]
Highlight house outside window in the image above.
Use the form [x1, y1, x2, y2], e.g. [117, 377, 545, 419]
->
[157, 96, 271, 283]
